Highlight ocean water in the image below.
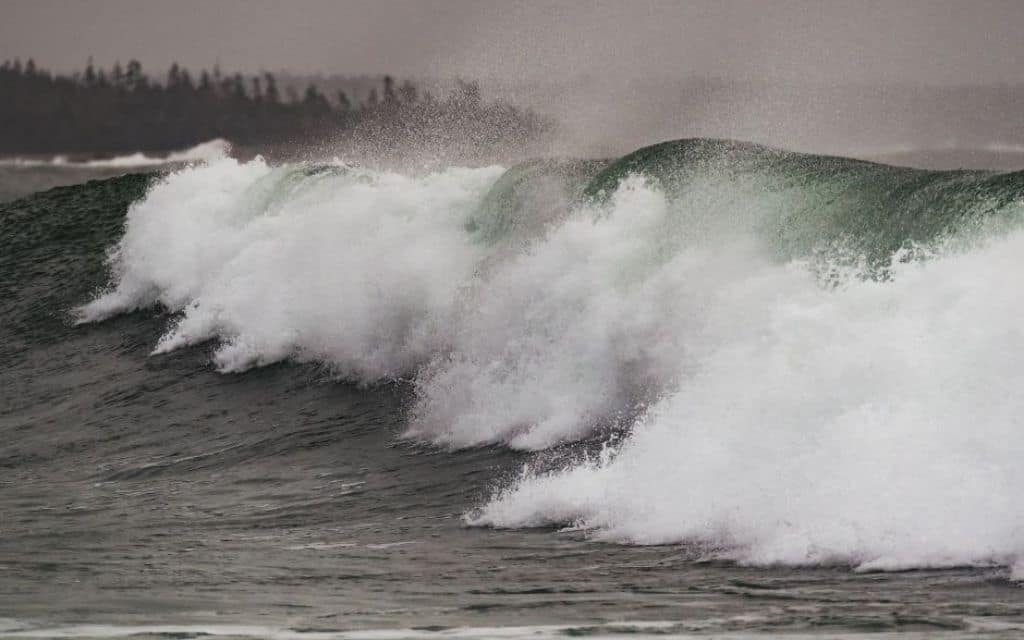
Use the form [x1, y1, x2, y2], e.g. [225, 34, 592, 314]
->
[0, 140, 230, 203]
[3, 140, 1024, 638]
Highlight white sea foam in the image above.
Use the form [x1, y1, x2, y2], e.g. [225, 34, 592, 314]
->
[77, 156, 1024, 573]
[77, 158, 503, 378]
[409, 176, 779, 449]
[474, 228, 1024, 571]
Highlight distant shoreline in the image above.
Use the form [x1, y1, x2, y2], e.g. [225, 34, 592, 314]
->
[6, 142, 1024, 173]
[0, 59, 549, 160]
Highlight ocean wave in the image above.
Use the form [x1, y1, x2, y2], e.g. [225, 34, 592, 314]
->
[0, 138, 230, 169]
[75, 138, 1024, 573]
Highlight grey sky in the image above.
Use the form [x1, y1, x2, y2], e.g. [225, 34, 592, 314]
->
[4, 0, 1024, 85]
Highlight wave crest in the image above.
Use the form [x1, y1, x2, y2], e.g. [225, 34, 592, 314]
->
[75, 138, 1024, 573]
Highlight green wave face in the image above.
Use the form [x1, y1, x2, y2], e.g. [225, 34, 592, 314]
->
[582, 138, 1024, 263]
[0, 173, 152, 353]
[466, 158, 610, 244]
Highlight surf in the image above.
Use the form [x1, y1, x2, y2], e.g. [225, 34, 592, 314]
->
[66, 137, 1024, 574]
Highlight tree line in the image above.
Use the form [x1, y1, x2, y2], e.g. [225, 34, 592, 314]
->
[0, 58, 549, 156]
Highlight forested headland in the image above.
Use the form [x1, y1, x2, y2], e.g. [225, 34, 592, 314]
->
[0, 58, 550, 157]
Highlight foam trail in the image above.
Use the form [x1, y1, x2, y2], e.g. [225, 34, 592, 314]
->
[0, 155, 71, 167]
[82, 138, 231, 167]
[0, 138, 230, 168]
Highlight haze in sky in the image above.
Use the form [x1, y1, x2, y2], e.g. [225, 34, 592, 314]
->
[4, 0, 1024, 86]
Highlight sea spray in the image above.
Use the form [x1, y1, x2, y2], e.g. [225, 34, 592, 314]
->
[409, 176, 783, 449]
[474, 229, 1024, 571]
[77, 158, 503, 378]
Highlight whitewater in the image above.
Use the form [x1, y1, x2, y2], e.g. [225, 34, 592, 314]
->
[68, 138, 1024, 581]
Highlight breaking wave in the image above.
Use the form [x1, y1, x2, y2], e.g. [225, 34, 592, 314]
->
[74, 138, 1024, 573]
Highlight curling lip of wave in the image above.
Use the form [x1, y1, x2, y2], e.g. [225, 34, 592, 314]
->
[73, 137, 1024, 573]
[0, 138, 231, 168]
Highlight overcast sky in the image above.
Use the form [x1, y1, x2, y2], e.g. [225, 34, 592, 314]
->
[4, 0, 1024, 85]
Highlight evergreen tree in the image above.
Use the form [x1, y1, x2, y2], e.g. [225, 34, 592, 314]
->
[0, 61, 549, 154]
[337, 90, 352, 112]
[167, 62, 181, 89]
[84, 57, 97, 87]
[264, 72, 279, 104]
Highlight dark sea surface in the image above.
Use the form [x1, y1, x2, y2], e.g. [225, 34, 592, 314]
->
[3, 143, 1024, 639]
